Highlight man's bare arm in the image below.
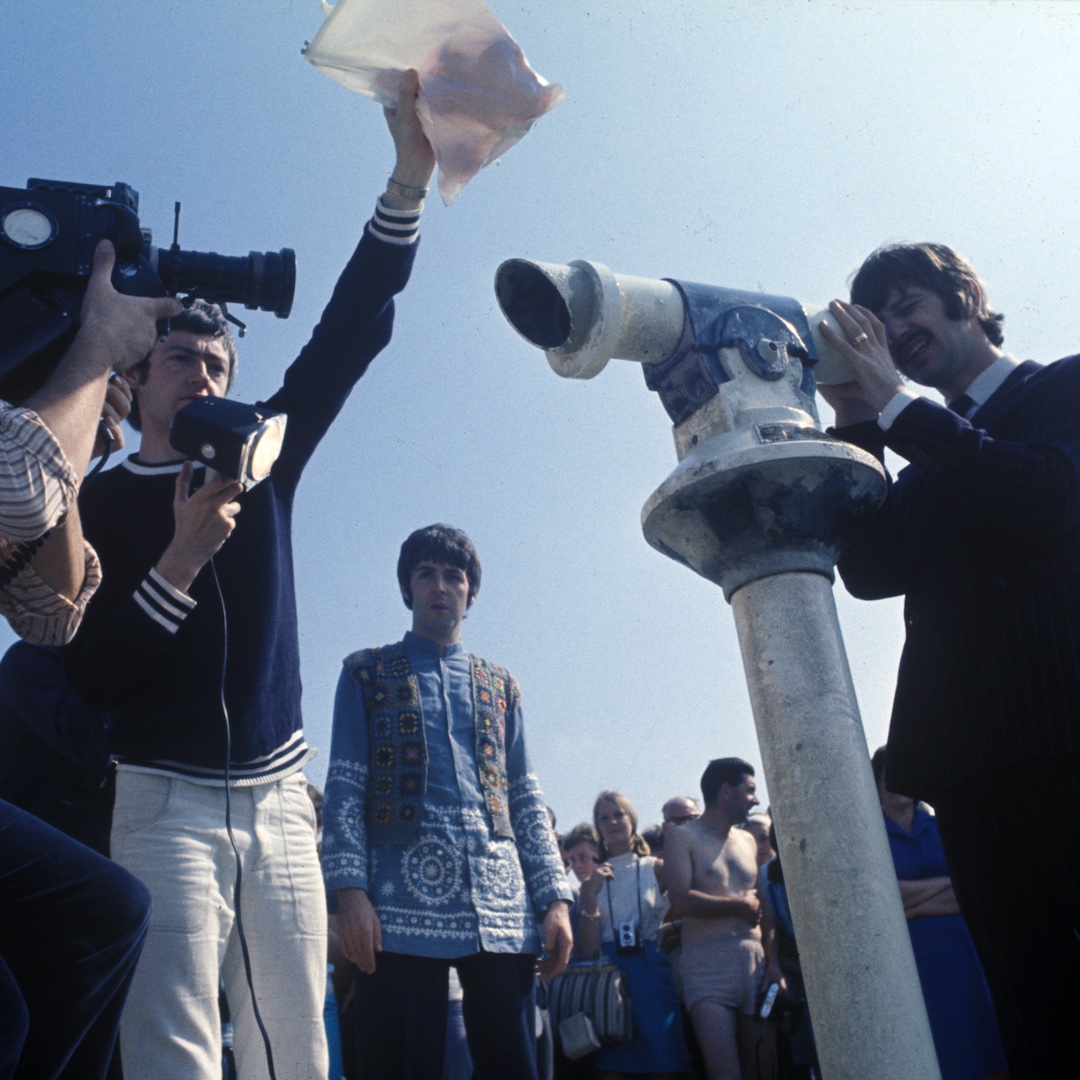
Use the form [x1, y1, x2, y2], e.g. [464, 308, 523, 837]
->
[21, 242, 180, 601]
[24, 241, 181, 486]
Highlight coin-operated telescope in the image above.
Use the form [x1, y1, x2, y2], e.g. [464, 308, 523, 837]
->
[495, 259, 941, 1080]
[494, 258, 881, 596]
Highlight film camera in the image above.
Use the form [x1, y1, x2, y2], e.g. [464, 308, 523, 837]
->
[0, 178, 296, 401]
[615, 920, 642, 955]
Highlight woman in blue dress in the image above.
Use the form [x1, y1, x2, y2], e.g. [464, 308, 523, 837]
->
[576, 791, 688, 1079]
[872, 748, 1008, 1080]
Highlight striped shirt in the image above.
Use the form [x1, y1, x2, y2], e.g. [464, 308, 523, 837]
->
[0, 402, 101, 645]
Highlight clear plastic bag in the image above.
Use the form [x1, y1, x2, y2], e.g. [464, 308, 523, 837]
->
[304, 0, 566, 204]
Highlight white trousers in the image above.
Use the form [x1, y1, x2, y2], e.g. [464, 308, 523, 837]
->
[111, 769, 329, 1080]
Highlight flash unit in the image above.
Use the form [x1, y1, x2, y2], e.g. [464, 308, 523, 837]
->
[169, 397, 287, 490]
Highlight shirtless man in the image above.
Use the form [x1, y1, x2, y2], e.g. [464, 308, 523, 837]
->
[664, 759, 784, 1080]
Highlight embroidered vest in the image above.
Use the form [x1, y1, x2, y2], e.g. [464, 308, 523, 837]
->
[343, 642, 516, 847]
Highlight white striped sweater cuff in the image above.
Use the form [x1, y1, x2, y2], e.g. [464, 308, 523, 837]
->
[367, 197, 421, 246]
[135, 567, 196, 634]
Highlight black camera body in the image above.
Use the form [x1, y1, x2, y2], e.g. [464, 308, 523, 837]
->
[0, 178, 296, 401]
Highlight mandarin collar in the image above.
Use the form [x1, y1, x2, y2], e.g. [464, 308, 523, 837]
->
[404, 630, 465, 658]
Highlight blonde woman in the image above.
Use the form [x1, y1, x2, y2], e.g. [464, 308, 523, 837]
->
[577, 792, 688, 1079]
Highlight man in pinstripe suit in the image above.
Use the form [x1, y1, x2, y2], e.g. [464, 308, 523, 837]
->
[817, 243, 1079, 1077]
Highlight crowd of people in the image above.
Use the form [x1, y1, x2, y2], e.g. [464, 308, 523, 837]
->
[310, 753, 1010, 1080]
[2, 34, 1078, 1080]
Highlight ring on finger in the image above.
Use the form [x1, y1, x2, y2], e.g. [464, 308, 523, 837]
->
[851, 332, 869, 345]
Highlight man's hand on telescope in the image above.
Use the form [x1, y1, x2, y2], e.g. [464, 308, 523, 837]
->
[817, 300, 904, 427]
[383, 68, 436, 209]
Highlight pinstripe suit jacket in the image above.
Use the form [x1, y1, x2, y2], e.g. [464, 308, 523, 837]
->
[835, 357, 1080, 797]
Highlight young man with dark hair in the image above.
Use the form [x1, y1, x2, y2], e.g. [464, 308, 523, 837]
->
[700, 757, 755, 807]
[322, 523, 573, 1079]
[64, 74, 437, 1079]
[396, 520, 481, 605]
[123, 299, 239, 430]
[664, 758, 782, 1080]
[818, 242, 1080, 1076]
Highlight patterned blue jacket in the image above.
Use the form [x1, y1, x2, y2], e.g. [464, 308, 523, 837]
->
[322, 631, 571, 957]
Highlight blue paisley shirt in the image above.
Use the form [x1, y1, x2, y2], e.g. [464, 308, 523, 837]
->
[322, 632, 571, 957]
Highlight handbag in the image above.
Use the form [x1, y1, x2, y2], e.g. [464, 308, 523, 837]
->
[546, 960, 633, 1058]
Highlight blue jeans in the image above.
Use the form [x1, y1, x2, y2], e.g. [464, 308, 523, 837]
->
[0, 798, 150, 1079]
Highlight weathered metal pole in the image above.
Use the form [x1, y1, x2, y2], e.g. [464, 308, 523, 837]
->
[496, 258, 941, 1080]
[731, 572, 934, 1078]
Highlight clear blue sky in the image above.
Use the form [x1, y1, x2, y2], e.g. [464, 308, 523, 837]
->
[5, 0, 1079, 831]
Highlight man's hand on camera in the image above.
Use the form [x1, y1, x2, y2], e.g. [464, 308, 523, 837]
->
[153, 463, 242, 593]
[79, 240, 183, 374]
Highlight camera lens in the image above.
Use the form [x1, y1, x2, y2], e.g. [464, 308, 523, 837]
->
[153, 246, 296, 319]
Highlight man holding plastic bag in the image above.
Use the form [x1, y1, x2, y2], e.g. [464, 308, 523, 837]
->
[65, 72, 435, 1080]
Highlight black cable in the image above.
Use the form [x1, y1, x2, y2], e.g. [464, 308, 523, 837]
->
[85, 419, 114, 480]
[210, 555, 278, 1080]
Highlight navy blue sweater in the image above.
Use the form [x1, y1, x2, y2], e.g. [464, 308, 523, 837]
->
[66, 213, 418, 776]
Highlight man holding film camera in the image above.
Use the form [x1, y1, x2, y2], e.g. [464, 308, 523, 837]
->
[1, 244, 173, 1078]
[64, 72, 436, 1078]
